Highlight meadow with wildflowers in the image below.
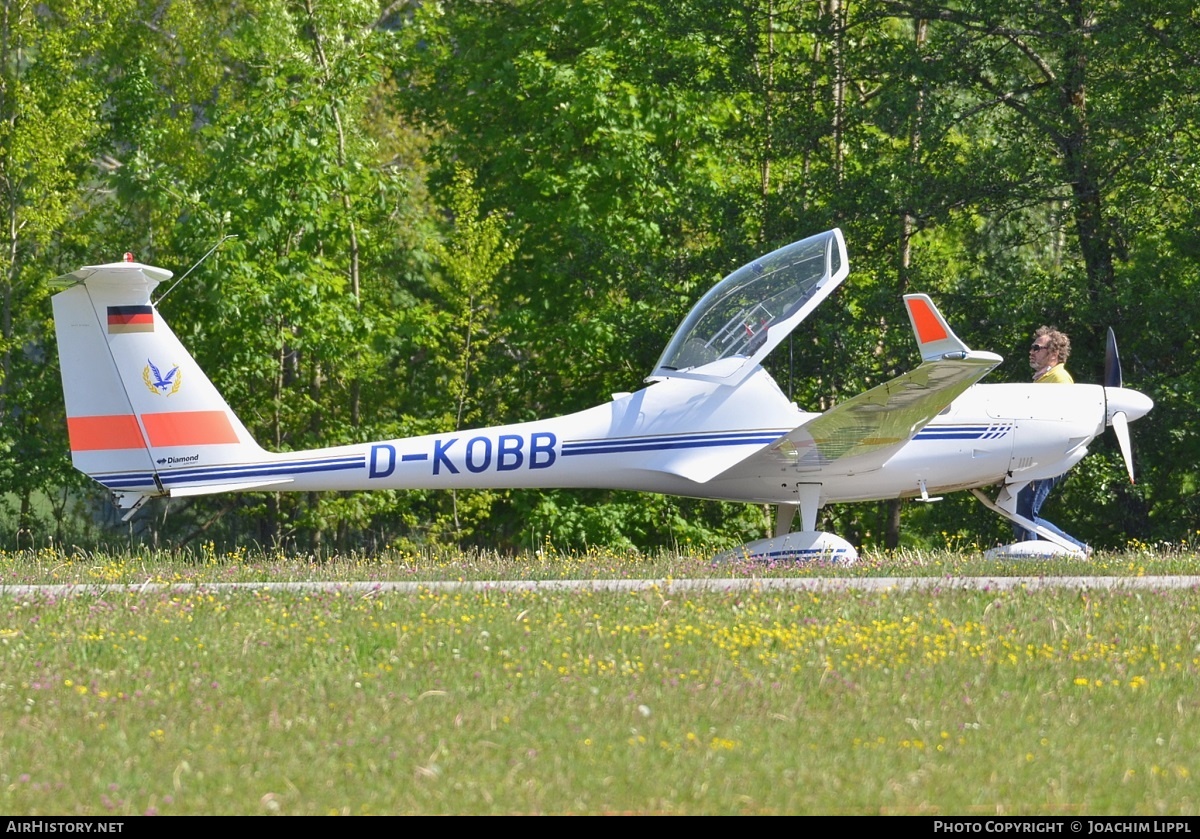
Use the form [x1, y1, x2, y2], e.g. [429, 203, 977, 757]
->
[2, 543, 1199, 815]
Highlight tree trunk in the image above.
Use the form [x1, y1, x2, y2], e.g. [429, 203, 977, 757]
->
[1059, 0, 1115, 303]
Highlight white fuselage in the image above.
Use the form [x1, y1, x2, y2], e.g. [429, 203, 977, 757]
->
[130, 367, 1119, 510]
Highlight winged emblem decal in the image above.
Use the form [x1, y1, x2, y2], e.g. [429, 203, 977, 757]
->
[143, 359, 182, 396]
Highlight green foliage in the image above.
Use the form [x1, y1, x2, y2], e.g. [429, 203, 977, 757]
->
[499, 489, 772, 555]
[427, 164, 520, 430]
[0, 1, 121, 527]
[7, 0, 1200, 556]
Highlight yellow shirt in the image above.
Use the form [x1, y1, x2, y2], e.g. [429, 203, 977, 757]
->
[1035, 363, 1073, 384]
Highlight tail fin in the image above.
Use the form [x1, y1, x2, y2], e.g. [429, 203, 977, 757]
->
[51, 257, 282, 518]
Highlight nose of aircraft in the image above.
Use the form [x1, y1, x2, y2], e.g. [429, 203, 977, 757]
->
[1106, 386, 1153, 425]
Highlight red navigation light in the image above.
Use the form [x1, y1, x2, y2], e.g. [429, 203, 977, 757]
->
[123, 252, 134, 262]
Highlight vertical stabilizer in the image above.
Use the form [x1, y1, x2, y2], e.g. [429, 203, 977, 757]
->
[51, 258, 267, 516]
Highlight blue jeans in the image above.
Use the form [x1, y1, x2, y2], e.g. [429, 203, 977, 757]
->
[1014, 475, 1088, 550]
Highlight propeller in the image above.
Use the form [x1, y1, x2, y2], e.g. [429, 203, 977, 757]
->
[1104, 327, 1122, 388]
[1102, 327, 1152, 483]
[1110, 411, 1134, 482]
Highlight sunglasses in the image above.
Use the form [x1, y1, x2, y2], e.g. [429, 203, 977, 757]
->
[1029, 344, 1049, 352]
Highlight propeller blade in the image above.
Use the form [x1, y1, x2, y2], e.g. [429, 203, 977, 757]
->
[1104, 327, 1122, 388]
[1111, 410, 1135, 483]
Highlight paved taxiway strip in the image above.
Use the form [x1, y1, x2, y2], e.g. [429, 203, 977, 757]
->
[2, 576, 1200, 598]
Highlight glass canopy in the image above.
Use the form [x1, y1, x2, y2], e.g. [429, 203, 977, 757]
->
[650, 228, 849, 384]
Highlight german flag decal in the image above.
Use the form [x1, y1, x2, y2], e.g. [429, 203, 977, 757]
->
[107, 305, 154, 334]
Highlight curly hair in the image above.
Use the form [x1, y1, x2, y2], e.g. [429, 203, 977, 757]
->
[1033, 325, 1070, 364]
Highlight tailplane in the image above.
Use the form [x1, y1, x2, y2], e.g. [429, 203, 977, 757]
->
[51, 255, 283, 519]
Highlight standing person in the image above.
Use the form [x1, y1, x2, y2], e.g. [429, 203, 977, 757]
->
[1014, 326, 1090, 554]
[1029, 325, 1073, 384]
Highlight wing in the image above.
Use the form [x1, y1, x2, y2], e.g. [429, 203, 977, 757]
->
[771, 351, 1001, 473]
[712, 294, 1003, 481]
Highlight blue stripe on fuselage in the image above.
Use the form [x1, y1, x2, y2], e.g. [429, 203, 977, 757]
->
[95, 454, 367, 492]
[562, 431, 782, 457]
[915, 423, 1011, 441]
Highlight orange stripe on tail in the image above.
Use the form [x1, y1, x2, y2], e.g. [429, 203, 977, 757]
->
[906, 297, 948, 344]
[142, 411, 240, 447]
[67, 411, 240, 451]
[67, 415, 146, 451]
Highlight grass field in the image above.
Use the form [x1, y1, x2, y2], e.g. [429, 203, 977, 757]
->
[2, 543, 1199, 815]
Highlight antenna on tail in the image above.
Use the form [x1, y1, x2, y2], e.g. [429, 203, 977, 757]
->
[154, 234, 237, 304]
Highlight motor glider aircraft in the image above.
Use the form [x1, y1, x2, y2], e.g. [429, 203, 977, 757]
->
[50, 228, 1153, 562]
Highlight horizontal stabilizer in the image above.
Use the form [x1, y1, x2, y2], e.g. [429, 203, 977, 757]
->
[50, 260, 173, 291]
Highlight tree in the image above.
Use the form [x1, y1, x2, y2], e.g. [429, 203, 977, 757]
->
[863, 0, 1200, 547]
[0, 1, 122, 540]
[422, 163, 520, 542]
[13, 0, 1200, 553]
[70, 0, 438, 552]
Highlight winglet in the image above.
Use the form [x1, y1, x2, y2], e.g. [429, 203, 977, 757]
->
[903, 294, 970, 362]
